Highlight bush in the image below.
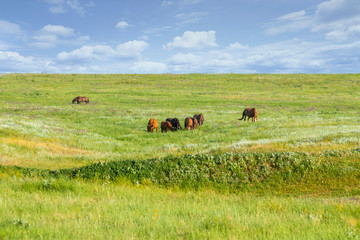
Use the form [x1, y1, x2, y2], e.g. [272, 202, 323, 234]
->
[2, 149, 359, 193]
[52, 152, 323, 191]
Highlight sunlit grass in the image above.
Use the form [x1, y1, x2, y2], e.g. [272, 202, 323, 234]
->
[0, 177, 359, 239]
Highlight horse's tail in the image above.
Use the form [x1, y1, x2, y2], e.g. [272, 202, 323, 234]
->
[238, 110, 245, 120]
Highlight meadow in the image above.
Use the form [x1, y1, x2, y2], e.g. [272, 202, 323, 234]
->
[0, 73, 359, 239]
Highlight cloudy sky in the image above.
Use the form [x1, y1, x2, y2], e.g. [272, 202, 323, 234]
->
[1, 0, 360, 73]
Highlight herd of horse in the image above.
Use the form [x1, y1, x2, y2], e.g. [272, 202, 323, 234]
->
[71, 96, 258, 132]
[147, 113, 204, 133]
[147, 108, 257, 133]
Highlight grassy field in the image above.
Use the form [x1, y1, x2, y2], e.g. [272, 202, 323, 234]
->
[0, 73, 359, 169]
[0, 73, 359, 239]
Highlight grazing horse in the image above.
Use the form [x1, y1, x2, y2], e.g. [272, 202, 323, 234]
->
[192, 117, 198, 129]
[147, 118, 158, 133]
[166, 118, 181, 130]
[193, 113, 204, 126]
[239, 108, 257, 122]
[72, 96, 89, 104]
[184, 117, 193, 131]
[161, 121, 174, 132]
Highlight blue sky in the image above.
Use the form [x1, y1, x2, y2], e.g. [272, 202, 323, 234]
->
[0, 0, 360, 73]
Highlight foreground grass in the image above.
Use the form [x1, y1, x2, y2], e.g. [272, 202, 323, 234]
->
[1, 177, 359, 239]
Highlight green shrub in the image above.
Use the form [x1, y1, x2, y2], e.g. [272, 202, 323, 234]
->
[2, 149, 359, 193]
[52, 152, 327, 191]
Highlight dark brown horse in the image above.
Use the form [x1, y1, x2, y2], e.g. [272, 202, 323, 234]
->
[193, 113, 204, 126]
[239, 108, 257, 122]
[161, 121, 174, 132]
[147, 118, 158, 133]
[72, 96, 89, 104]
[166, 118, 181, 130]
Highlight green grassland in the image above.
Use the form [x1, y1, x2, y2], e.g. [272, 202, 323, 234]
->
[0, 73, 360, 239]
[0, 73, 359, 169]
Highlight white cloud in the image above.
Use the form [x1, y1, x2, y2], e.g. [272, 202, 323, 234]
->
[2, 38, 359, 73]
[175, 12, 208, 25]
[130, 61, 168, 73]
[325, 29, 348, 41]
[277, 10, 307, 21]
[139, 35, 149, 41]
[168, 50, 246, 73]
[32, 24, 88, 48]
[41, 24, 74, 36]
[264, 0, 360, 42]
[77, 35, 90, 42]
[67, 0, 85, 16]
[143, 26, 172, 35]
[162, 1, 174, 7]
[264, 10, 312, 35]
[57, 40, 148, 62]
[169, 53, 202, 65]
[164, 38, 360, 73]
[116, 40, 148, 58]
[42, 0, 94, 16]
[228, 42, 249, 50]
[315, 0, 360, 22]
[165, 31, 217, 49]
[52, 40, 151, 73]
[180, 0, 205, 6]
[0, 51, 50, 73]
[57, 45, 117, 61]
[32, 35, 59, 48]
[116, 21, 130, 29]
[49, 4, 65, 13]
[0, 20, 22, 35]
[0, 51, 34, 64]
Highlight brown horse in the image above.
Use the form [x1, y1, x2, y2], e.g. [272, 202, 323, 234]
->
[193, 113, 204, 126]
[192, 117, 198, 129]
[239, 108, 257, 122]
[72, 96, 89, 104]
[161, 121, 174, 132]
[184, 117, 193, 131]
[147, 118, 158, 132]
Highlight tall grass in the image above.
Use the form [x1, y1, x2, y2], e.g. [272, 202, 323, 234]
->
[1, 176, 360, 239]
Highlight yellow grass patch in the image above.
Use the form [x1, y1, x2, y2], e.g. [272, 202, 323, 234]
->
[0, 154, 21, 166]
[1, 137, 93, 156]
